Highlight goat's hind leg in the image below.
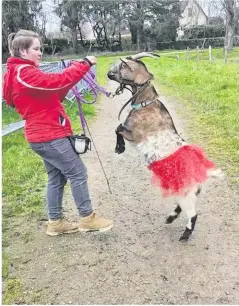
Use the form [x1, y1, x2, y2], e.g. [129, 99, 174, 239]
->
[166, 204, 182, 224]
[177, 188, 198, 241]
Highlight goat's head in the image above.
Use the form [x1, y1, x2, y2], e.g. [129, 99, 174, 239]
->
[107, 52, 160, 86]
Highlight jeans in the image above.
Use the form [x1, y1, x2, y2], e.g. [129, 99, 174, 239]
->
[29, 137, 93, 220]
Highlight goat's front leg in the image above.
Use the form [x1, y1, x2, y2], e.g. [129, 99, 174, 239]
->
[115, 124, 133, 154]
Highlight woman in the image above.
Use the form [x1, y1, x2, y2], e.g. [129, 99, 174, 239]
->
[3, 29, 113, 236]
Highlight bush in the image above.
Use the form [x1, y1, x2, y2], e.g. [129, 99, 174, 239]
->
[156, 36, 239, 50]
[184, 25, 226, 39]
[42, 38, 70, 54]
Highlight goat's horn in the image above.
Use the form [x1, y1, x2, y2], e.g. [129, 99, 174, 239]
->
[127, 52, 160, 61]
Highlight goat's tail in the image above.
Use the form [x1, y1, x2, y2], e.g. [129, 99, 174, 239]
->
[207, 168, 224, 179]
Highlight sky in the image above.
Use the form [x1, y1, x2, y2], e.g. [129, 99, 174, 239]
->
[42, 0, 61, 33]
[41, 0, 225, 35]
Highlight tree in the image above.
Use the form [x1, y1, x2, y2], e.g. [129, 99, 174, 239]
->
[55, 0, 86, 52]
[125, 0, 180, 51]
[2, 0, 42, 62]
[81, 0, 127, 51]
[224, 0, 239, 50]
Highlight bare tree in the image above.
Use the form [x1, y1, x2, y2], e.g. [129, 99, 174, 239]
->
[197, 0, 224, 18]
[55, 0, 85, 53]
[2, 0, 42, 62]
[224, 0, 239, 50]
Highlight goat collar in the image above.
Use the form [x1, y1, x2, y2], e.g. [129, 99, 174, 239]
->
[131, 98, 157, 110]
[118, 81, 150, 120]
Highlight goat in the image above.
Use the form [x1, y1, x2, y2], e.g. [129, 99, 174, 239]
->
[107, 52, 223, 241]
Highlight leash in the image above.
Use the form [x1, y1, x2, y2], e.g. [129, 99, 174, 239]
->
[117, 81, 150, 120]
[61, 59, 111, 105]
[61, 59, 112, 194]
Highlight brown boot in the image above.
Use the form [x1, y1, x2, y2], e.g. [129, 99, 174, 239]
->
[78, 213, 114, 232]
[47, 217, 79, 236]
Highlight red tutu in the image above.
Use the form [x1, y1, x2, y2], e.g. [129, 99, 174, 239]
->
[148, 145, 215, 197]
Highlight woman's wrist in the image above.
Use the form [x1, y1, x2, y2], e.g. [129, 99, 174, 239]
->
[83, 57, 93, 67]
[84, 56, 97, 66]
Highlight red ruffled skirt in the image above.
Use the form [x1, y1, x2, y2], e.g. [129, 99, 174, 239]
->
[148, 145, 215, 197]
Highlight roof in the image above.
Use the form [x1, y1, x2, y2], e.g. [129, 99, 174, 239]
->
[180, 0, 208, 18]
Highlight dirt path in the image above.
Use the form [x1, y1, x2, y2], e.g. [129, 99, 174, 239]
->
[5, 82, 239, 305]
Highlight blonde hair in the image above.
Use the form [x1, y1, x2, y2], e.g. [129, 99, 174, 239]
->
[8, 29, 40, 57]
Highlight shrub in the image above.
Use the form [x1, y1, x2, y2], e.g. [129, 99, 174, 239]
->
[184, 25, 226, 39]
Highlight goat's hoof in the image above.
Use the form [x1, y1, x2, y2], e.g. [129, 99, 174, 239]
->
[165, 215, 177, 224]
[179, 228, 192, 241]
[115, 144, 125, 154]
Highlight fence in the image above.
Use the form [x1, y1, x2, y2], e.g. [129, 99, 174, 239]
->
[2, 60, 96, 136]
[171, 45, 239, 64]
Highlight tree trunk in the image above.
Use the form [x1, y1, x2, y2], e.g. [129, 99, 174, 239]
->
[224, 0, 238, 50]
[71, 1, 78, 53]
[118, 31, 122, 51]
[129, 21, 137, 45]
[225, 22, 234, 50]
[71, 28, 78, 53]
[136, 22, 144, 51]
[103, 24, 109, 49]
[77, 24, 85, 47]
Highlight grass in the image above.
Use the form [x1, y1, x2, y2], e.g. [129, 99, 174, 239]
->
[162, 46, 239, 61]
[2, 101, 96, 216]
[2, 93, 97, 305]
[146, 55, 239, 185]
[98, 49, 239, 187]
[3, 48, 238, 217]
[2, 52, 116, 303]
[2, 49, 238, 303]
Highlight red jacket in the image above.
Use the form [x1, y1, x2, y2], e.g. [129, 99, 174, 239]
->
[3, 57, 91, 142]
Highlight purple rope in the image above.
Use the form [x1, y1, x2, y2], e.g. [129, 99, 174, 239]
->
[67, 60, 111, 104]
[64, 60, 111, 134]
[71, 86, 87, 134]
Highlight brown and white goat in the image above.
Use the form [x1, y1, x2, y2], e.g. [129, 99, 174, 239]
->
[107, 52, 223, 241]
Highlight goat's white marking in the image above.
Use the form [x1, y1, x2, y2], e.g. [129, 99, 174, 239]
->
[169, 205, 180, 217]
[136, 130, 185, 165]
[207, 168, 224, 178]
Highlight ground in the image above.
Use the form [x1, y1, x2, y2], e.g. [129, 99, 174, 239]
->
[3, 81, 239, 305]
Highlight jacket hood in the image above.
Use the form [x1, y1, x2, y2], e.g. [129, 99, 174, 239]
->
[3, 57, 36, 107]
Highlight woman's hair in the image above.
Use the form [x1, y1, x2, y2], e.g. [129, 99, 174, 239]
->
[8, 29, 40, 57]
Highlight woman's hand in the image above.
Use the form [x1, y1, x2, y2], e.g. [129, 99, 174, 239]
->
[85, 56, 97, 65]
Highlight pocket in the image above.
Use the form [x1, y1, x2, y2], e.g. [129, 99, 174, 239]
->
[59, 114, 66, 126]
[49, 137, 73, 156]
[50, 137, 68, 146]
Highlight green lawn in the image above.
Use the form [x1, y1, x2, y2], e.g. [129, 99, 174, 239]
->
[2, 50, 238, 218]
[162, 47, 239, 61]
[98, 51, 239, 187]
[2, 49, 238, 304]
[2, 92, 97, 305]
[147, 55, 239, 185]
[2, 56, 113, 219]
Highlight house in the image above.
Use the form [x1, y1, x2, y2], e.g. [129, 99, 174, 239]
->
[177, 0, 208, 39]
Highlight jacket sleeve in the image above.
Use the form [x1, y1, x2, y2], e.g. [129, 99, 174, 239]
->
[58, 58, 93, 101]
[17, 61, 91, 93]
[58, 84, 73, 102]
